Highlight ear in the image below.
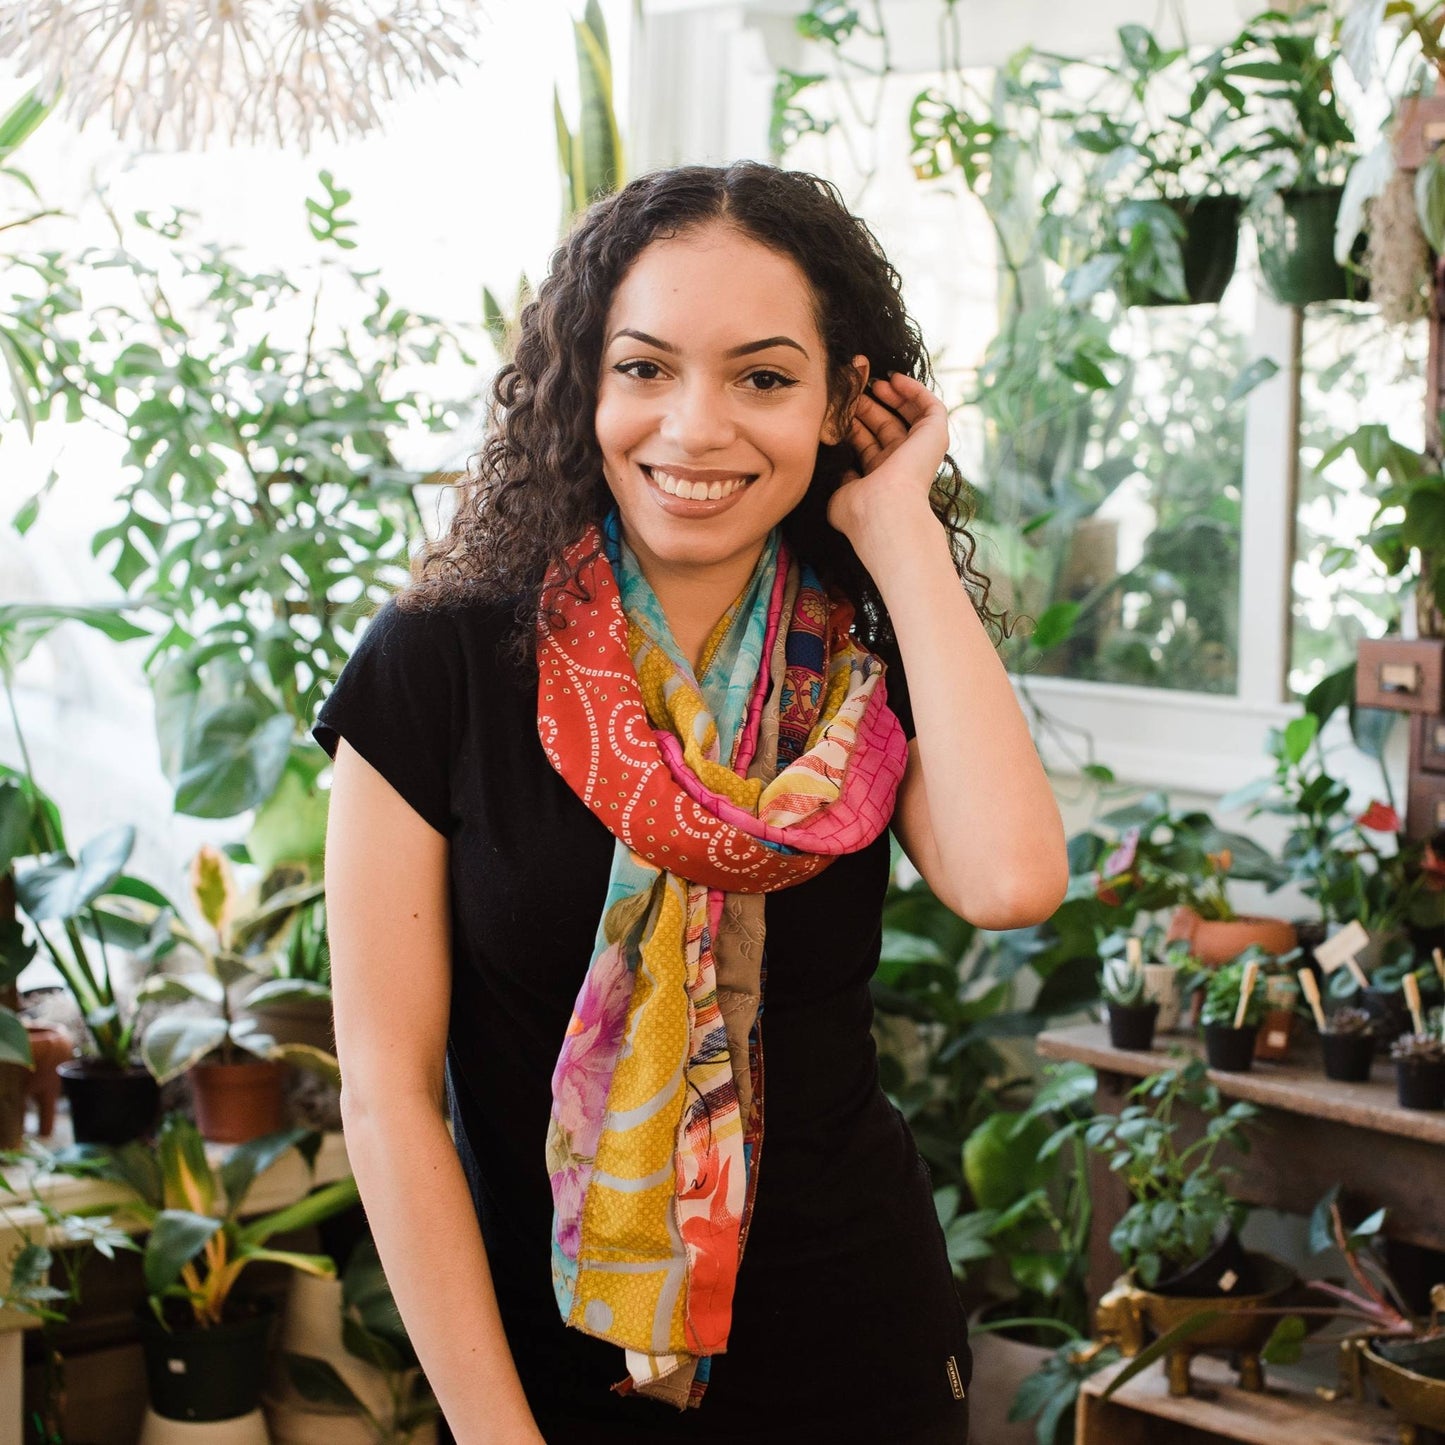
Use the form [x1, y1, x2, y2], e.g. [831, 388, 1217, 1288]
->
[821, 354, 871, 445]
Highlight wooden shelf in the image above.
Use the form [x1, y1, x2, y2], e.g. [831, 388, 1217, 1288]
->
[1078, 1354, 1397, 1445]
[1037, 1021, 1445, 1147]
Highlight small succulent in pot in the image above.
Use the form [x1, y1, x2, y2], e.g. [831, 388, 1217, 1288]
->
[1323, 1005, 1373, 1036]
[1103, 938, 1160, 1050]
[1391, 1007, 1445, 1110]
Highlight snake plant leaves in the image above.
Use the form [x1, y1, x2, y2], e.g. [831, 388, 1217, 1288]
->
[14, 826, 134, 922]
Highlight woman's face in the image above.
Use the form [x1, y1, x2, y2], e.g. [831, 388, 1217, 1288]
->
[595, 220, 863, 582]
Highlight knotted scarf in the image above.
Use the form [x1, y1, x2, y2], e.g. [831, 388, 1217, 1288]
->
[536, 508, 909, 1410]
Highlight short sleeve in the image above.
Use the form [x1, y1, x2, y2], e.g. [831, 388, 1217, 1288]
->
[871, 632, 916, 744]
[310, 598, 460, 836]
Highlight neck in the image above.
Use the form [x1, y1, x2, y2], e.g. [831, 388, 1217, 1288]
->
[620, 526, 769, 675]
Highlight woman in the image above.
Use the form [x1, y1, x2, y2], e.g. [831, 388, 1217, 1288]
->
[314, 161, 1069, 1444]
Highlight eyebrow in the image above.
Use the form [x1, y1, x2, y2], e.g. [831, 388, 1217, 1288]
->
[607, 327, 809, 359]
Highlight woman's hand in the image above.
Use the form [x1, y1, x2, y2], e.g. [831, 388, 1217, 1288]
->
[827, 371, 949, 548]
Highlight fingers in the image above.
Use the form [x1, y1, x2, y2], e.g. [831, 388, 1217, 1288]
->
[854, 390, 908, 447]
[870, 372, 944, 428]
[848, 413, 885, 469]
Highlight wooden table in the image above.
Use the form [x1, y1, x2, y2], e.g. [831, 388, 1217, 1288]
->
[1036, 1022, 1445, 1307]
[1077, 1354, 1397, 1445]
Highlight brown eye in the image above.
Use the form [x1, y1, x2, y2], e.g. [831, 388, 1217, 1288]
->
[746, 370, 798, 392]
[615, 360, 664, 380]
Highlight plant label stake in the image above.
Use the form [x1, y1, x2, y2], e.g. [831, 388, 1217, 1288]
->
[1235, 960, 1259, 1031]
[1299, 969, 1328, 1033]
[1405, 972, 1427, 1036]
[1434, 946, 1445, 992]
[1313, 921, 1371, 985]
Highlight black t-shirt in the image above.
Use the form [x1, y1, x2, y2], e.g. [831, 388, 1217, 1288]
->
[311, 592, 972, 1445]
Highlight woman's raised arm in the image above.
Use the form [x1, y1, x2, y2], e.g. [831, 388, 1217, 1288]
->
[324, 737, 546, 1445]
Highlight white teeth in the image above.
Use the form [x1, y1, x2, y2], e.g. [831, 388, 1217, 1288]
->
[649, 468, 751, 500]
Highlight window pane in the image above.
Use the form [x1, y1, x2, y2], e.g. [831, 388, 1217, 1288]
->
[1291, 306, 1427, 700]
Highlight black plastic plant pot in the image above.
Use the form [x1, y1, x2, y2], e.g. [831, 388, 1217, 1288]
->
[1321, 1031, 1376, 1083]
[57, 1059, 159, 1145]
[1124, 193, 1242, 306]
[1374, 1332, 1445, 1382]
[137, 1297, 277, 1421]
[1107, 1001, 1159, 1051]
[1203, 1022, 1259, 1073]
[1153, 1223, 1254, 1298]
[1257, 186, 1369, 306]
[1396, 1056, 1445, 1111]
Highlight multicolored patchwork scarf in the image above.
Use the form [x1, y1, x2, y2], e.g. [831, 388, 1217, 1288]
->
[535, 508, 908, 1410]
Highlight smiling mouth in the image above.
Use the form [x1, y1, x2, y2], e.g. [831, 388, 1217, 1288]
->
[643, 465, 757, 501]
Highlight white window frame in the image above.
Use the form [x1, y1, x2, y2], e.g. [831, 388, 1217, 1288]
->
[630, 0, 1400, 801]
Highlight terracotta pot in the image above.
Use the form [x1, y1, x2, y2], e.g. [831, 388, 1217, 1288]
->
[1165, 907, 1298, 968]
[0, 983, 26, 1149]
[1254, 1008, 1297, 1062]
[190, 1060, 287, 1143]
[25, 1023, 73, 1137]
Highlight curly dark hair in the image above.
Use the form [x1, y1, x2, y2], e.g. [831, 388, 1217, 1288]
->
[400, 160, 1016, 674]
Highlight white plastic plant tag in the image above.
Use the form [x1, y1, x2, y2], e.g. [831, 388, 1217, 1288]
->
[167, 1358, 187, 1374]
[1313, 920, 1370, 974]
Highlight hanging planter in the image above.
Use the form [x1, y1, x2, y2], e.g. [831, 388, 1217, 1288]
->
[1256, 185, 1369, 305]
[1122, 194, 1242, 307]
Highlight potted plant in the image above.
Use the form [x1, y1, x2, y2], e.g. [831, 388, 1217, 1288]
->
[936, 1063, 1102, 1444]
[1224, 4, 1367, 304]
[1079, 1059, 1260, 1296]
[1055, 25, 1252, 307]
[274, 1235, 440, 1444]
[139, 847, 338, 1144]
[0, 1142, 140, 1444]
[1301, 970, 1377, 1081]
[3, 775, 174, 1146]
[1200, 954, 1268, 1071]
[1391, 1012, 1445, 1110]
[1102, 938, 1159, 1050]
[59, 1114, 360, 1430]
[1089, 792, 1296, 967]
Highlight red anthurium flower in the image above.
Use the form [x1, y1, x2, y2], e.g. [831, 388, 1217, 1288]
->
[1356, 801, 1400, 834]
[1096, 881, 1122, 907]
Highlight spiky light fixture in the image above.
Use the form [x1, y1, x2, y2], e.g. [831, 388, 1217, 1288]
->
[0, 0, 488, 150]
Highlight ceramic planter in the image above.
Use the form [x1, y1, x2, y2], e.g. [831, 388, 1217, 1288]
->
[1256, 185, 1368, 305]
[1321, 1031, 1376, 1083]
[1122, 193, 1242, 306]
[138, 1297, 278, 1422]
[1395, 1056, 1445, 1111]
[1143, 964, 1183, 1032]
[962, 1308, 1052, 1445]
[1203, 1022, 1259, 1073]
[138, 1409, 268, 1444]
[58, 1058, 160, 1145]
[265, 1272, 439, 1445]
[1165, 907, 1297, 968]
[1106, 1001, 1159, 1051]
[1102, 1253, 1297, 1396]
[1362, 1336, 1445, 1434]
[190, 1059, 287, 1143]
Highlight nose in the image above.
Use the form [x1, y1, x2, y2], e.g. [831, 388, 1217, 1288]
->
[658, 376, 737, 456]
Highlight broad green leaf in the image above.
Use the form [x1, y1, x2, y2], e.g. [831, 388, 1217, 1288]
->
[142, 1015, 229, 1085]
[144, 1210, 223, 1295]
